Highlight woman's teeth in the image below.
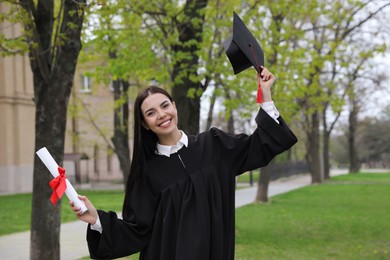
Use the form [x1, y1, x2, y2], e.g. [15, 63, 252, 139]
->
[160, 120, 171, 127]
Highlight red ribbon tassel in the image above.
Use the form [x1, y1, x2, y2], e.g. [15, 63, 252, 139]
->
[49, 167, 67, 205]
[249, 44, 263, 103]
[256, 71, 263, 103]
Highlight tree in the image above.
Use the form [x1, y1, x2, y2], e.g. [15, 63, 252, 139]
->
[320, 0, 390, 178]
[293, 0, 389, 183]
[246, 0, 389, 189]
[241, 0, 307, 201]
[1, 0, 86, 258]
[73, 1, 162, 183]
[361, 117, 390, 167]
[346, 67, 389, 173]
[111, 78, 131, 182]
[126, 0, 210, 134]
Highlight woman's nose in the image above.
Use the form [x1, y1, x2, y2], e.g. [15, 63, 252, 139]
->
[157, 109, 166, 118]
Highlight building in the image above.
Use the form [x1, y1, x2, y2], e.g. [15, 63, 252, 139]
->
[0, 8, 125, 194]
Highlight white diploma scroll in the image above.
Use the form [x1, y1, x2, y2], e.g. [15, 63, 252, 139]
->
[36, 147, 88, 214]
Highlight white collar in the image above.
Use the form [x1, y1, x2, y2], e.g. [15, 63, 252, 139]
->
[156, 131, 188, 157]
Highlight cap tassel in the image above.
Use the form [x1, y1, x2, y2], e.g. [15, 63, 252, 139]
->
[249, 44, 263, 103]
[256, 71, 263, 103]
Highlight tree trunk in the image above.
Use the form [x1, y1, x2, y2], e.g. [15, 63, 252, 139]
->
[321, 107, 331, 180]
[171, 0, 208, 134]
[27, 1, 85, 259]
[307, 111, 322, 183]
[172, 82, 201, 134]
[111, 79, 131, 184]
[255, 166, 270, 203]
[31, 79, 68, 260]
[322, 131, 331, 179]
[348, 98, 360, 173]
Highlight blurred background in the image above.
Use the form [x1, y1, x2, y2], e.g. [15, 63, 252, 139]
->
[1, 0, 389, 194]
[1, 1, 390, 259]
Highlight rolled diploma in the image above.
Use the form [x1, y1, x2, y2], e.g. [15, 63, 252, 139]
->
[36, 147, 88, 214]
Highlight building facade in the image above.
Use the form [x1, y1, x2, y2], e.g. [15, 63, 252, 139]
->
[0, 9, 125, 194]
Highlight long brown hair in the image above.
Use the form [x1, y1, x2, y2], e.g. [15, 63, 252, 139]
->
[122, 86, 173, 218]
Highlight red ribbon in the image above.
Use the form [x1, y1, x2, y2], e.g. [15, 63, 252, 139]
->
[49, 167, 67, 205]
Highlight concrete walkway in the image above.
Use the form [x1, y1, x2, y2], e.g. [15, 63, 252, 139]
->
[0, 171, 348, 260]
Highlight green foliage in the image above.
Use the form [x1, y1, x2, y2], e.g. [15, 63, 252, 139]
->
[187, 87, 205, 99]
[79, 0, 163, 88]
[0, 3, 29, 55]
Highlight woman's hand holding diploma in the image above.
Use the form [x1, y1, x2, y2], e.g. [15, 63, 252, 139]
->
[70, 195, 98, 225]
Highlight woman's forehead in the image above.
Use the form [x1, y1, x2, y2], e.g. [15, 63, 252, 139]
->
[141, 93, 170, 111]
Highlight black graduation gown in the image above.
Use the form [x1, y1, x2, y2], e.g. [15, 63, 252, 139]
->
[86, 109, 297, 259]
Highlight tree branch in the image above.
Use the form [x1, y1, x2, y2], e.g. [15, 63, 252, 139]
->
[51, 0, 65, 73]
[341, 2, 390, 40]
[76, 96, 116, 152]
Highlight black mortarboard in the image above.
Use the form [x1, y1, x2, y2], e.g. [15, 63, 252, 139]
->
[223, 12, 264, 75]
[224, 12, 265, 103]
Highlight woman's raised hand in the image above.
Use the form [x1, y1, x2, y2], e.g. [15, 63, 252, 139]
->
[259, 66, 276, 102]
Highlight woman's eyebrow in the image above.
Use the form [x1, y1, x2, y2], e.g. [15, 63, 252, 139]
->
[160, 100, 169, 106]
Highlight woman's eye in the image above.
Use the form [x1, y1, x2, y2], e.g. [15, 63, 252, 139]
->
[146, 111, 155, 117]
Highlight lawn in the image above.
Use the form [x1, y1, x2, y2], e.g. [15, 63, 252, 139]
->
[0, 189, 125, 235]
[1, 172, 389, 260]
[235, 172, 390, 259]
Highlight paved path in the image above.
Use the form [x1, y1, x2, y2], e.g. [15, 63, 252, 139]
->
[0, 171, 349, 260]
[235, 173, 312, 207]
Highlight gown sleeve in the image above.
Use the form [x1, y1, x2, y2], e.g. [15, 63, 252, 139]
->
[86, 178, 156, 259]
[210, 108, 297, 175]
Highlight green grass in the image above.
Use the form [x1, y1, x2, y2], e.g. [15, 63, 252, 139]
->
[235, 172, 390, 259]
[0, 193, 32, 235]
[1, 172, 389, 260]
[329, 171, 390, 183]
[0, 190, 125, 236]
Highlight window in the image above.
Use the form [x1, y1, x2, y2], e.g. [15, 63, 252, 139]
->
[80, 74, 92, 93]
[109, 79, 124, 92]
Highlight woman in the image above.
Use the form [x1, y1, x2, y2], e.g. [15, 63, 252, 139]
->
[71, 67, 297, 259]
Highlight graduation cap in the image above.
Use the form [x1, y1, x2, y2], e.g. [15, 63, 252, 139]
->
[224, 12, 265, 103]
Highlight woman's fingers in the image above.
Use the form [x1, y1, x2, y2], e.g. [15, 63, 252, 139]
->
[69, 195, 98, 224]
[260, 66, 274, 81]
[69, 200, 83, 215]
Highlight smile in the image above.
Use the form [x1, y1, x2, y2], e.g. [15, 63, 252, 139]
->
[159, 119, 172, 128]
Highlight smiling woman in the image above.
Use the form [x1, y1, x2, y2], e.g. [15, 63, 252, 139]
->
[70, 68, 298, 260]
[140, 93, 181, 145]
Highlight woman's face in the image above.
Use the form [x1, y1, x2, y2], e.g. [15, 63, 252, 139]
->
[140, 93, 179, 139]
